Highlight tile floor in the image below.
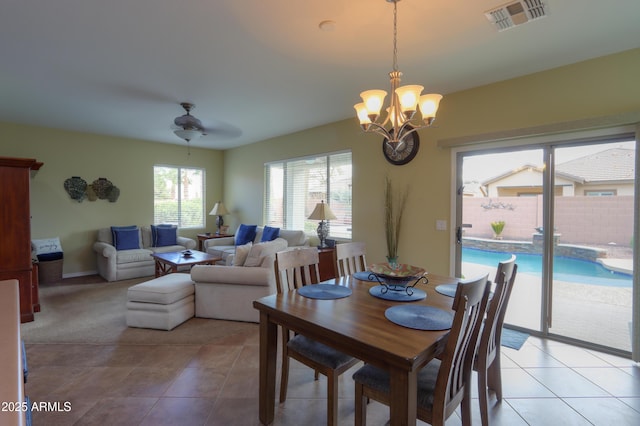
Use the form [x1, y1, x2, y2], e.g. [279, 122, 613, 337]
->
[25, 328, 640, 425]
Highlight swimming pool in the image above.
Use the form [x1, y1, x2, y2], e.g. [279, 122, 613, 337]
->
[462, 247, 633, 288]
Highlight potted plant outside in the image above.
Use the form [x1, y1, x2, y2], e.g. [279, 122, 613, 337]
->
[491, 220, 505, 239]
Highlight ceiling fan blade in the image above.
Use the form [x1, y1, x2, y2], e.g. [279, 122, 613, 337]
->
[202, 122, 242, 139]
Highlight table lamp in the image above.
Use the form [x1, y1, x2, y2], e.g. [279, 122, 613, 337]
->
[308, 200, 337, 248]
[209, 201, 229, 234]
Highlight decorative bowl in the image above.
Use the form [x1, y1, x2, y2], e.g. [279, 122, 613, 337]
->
[368, 263, 427, 286]
[182, 250, 193, 257]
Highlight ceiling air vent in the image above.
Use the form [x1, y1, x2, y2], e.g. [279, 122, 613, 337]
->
[485, 0, 547, 31]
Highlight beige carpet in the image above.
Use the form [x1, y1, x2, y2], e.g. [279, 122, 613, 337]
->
[20, 276, 258, 345]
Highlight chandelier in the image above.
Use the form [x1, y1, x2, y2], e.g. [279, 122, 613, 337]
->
[354, 0, 442, 149]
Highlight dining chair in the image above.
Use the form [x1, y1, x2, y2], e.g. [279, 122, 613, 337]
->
[335, 241, 367, 277]
[274, 247, 360, 426]
[352, 273, 490, 426]
[475, 255, 518, 426]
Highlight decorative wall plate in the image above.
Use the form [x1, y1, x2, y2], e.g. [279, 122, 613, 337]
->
[64, 176, 87, 201]
[92, 178, 114, 199]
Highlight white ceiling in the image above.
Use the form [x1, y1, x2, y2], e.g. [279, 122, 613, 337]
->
[1, 0, 639, 150]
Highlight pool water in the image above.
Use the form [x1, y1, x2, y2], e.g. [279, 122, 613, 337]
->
[462, 247, 632, 288]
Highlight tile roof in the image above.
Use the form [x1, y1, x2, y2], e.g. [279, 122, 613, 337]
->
[556, 148, 635, 182]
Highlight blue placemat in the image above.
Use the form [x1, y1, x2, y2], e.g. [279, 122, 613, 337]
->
[297, 284, 352, 300]
[385, 305, 454, 331]
[352, 271, 377, 282]
[435, 284, 457, 298]
[369, 285, 426, 302]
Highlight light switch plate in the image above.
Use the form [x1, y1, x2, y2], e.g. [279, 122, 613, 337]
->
[436, 220, 447, 231]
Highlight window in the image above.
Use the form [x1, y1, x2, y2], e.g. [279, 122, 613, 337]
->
[153, 165, 205, 228]
[265, 151, 352, 239]
[585, 190, 616, 196]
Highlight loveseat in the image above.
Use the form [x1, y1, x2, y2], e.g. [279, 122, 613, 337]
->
[93, 225, 196, 282]
[191, 237, 287, 322]
[203, 225, 308, 265]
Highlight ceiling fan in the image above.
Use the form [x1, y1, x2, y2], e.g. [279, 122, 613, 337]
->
[172, 102, 207, 143]
[171, 102, 242, 146]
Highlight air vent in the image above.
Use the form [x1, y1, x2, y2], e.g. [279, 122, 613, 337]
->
[485, 0, 547, 31]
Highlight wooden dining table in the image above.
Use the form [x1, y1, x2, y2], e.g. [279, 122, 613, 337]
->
[252, 273, 459, 426]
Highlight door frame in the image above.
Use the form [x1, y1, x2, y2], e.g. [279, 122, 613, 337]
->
[449, 122, 639, 359]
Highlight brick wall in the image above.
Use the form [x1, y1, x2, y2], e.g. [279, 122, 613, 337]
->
[462, 196, 634, 246]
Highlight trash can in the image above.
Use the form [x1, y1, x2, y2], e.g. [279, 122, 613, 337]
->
[32, 237, 64, 284]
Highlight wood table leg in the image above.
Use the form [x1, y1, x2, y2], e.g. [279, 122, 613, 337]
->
[258, 311, 277, 425]
[389, 367, 417, 426]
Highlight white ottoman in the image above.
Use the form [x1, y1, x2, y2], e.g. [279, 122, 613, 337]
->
[126, 273, 195, 331]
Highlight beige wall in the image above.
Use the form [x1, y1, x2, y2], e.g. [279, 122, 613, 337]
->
[0, 48, 638, 278]
[0, 123, 224, 276]
[223, 48, 640, 275]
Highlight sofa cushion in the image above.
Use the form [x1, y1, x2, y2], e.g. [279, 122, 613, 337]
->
[278, 229, 308, 247]
[235, 224, 258, 245]
[234, 242, 253, 266]
[261, 226, 280, 242]
[116, 248, 153, 264]
[191, 264, 273, 287]
[151, 224, 177, 247]
[111, 226, 141, 250]
[244, 238, 288, 267]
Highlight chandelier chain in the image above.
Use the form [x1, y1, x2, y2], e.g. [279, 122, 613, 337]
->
[392, 0, 398, 72]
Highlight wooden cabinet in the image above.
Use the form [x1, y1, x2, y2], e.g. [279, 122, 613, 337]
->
[318, 247, 337, 281]
[0, 280, 28, 426]
[0, 157, 43, 323]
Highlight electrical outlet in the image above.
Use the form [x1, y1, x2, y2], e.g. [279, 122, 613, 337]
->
[436, 220, 447, 231]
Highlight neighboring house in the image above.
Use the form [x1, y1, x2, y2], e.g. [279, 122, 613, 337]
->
[481, 148, 635, 197]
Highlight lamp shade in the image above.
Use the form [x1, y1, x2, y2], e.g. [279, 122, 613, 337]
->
[209, 201, 229, 216]
[308, 200, 337, 221]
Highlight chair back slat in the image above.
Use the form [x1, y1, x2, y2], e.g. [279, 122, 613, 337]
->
[433, 274, 490, 420]
[275, 248, 321, 293]
[335, 242, 367, 277]
[483, 255, 518, 362]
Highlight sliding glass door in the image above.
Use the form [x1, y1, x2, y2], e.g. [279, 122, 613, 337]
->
[548, 142, 635, 351]
[457, 148, 544, 332]
[455, 138, 636, 353]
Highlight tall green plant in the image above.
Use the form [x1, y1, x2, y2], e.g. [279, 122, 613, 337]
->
[384, 177, 409, 259]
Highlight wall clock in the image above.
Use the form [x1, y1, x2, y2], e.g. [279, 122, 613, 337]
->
[382, 130, 420, 165]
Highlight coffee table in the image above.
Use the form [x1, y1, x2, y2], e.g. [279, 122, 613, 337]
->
[150, 250, 221, 277]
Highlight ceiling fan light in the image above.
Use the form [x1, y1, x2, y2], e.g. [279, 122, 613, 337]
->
[174, 128, 202, 142]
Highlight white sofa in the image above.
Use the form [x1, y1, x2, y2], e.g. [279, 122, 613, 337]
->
[93, 226, 196, 282]
[191, 237, 288, 322]
[203, 226, 308, 265]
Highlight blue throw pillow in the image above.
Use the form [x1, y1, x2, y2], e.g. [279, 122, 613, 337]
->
[152, 225, 178, 247]
[235, 224, 258, 246]
[151, 224, 177, 247]
[261, 226, 280, 242]
[111, 226, 140, 250]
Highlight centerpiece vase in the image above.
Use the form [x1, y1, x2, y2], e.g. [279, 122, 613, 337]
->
[386, 256, 399, 270]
